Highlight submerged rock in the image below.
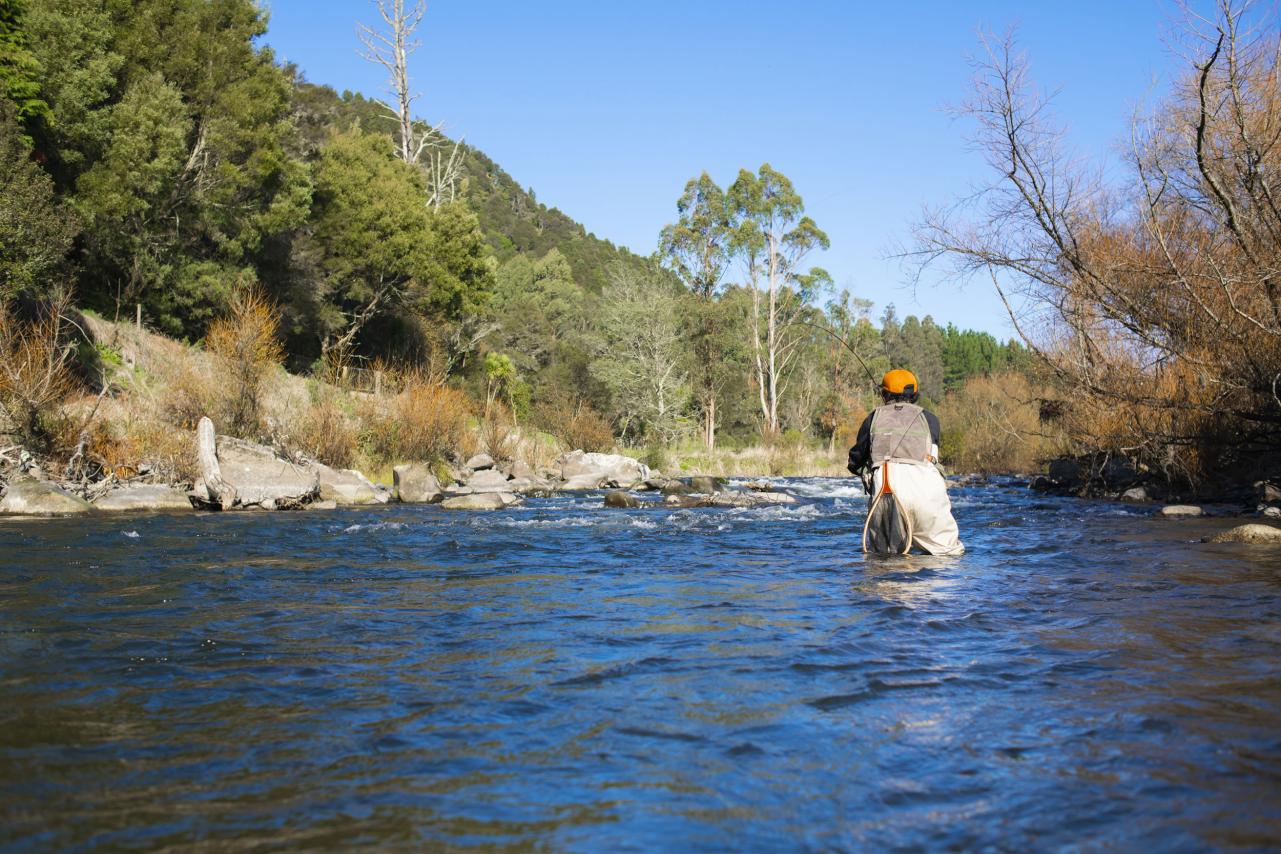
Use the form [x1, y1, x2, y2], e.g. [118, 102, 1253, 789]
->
[94, 484, 193, 512]
[1206, 524, 1281, 544]
[393, 464, 444, 504]
[603, 490, 641, 509]
[441, 492, 521, 510]
[0, 480, 94, 516]
[1159, 504, 1203, 518]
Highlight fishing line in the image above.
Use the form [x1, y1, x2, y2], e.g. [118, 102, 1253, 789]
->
[797, 320, 880, 388]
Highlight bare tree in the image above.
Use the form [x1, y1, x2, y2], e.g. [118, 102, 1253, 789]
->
[909, 2, 1281, 488]
[357, 0, 464, 208]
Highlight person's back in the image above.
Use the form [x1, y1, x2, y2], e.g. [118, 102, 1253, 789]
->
[848, 370, 964, 555]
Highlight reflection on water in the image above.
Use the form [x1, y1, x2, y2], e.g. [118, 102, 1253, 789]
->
[1, 478, 1279, 849]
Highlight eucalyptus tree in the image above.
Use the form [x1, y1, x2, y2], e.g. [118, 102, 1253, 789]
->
[659, 172, 734, 449]
[728, 164, 831, 436]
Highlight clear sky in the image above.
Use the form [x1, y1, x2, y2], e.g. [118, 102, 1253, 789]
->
[261, 0, 1202, 336]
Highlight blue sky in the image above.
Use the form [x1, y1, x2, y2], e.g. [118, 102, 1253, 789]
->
[261, 1, 1200, 336]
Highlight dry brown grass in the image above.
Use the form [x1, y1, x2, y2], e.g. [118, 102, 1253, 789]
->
[361, 371, 474, 464]
[532, 396, 613, 453]
[479, 402, 518, 463]
[87, 410, 199, 484]
[282, 383, 360, 469]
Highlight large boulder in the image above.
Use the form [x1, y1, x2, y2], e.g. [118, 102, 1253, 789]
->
[214, 437, 320, 509]
[394, 464, 444, 504]
[508, 460, 537, 480]
[441, 492, 521, 510]
[0, 480, 93, 516]
[1047, 458, 1083, 490]
[94, 484, 193, 513]
[467, 468, 512, 492]
[317, 466, 386, 506]
[1206, 524, 1281, 544]
[557, 450, 649, 487]
[465, 453, 495, 471]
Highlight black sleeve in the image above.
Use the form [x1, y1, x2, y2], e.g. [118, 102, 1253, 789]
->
[847, 412, 874, 474]
[923, 410, 941, 446]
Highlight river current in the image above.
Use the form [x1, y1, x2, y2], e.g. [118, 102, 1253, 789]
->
[1, 478, 1279, 850]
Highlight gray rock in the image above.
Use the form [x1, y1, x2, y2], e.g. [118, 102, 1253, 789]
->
[604, 490, 641, 509]
[1160, 504, 1203, 517]
[467, 468, 512, 492]
[1121, 486, 1148, 502]
[393, 464, 444, 503]
[743, 480, 773, 492]
[706, 491, 798, 508]
[556, 450, 649, 486]
[307, 499, 339, 511]
[508, 460, 536, 480]
[441, 492, 521, 510]
[1206, 524, 1281, 544]
[560, 473, 604, 491]
[689, 475, 725, 494]
[661, 481, 693, 496]
[639, 477, 667, 491]
[317, 466, 386, 505]
[465, 453, 495, 471]
[664, 494, 708, 509]
[1261, 506, 1281, 519]
[0, 480, 94, 516]
[215, 436, 320, 509]
[1257, 481, 1281, 504]
[94, 484, 193, 512]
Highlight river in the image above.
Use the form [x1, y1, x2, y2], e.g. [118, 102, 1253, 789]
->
[2, 478, 1279, 850]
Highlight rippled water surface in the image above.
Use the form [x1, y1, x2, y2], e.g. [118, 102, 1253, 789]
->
[2, 478, 1280, 850]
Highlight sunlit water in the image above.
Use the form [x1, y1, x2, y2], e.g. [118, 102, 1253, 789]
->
[2, 478, 1279, 850]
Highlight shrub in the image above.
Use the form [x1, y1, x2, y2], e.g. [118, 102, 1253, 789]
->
[285, 383, 359, 469]
[937, 371, 1050, 474]
[88, 412, 199, 485]
[204, 286, 283, 439]
[0, 296, 82, 453]
[532, 395, 613, 452]
[479, 402, 517, 463]
[362, 372, 473, 464]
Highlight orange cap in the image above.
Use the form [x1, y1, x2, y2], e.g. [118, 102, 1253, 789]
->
[881, 369, 918, 395]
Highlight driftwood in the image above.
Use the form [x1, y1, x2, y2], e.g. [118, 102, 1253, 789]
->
[196, 417, 235, 510]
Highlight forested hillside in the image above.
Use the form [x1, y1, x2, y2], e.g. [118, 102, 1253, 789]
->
[0, 0, 1042, 480]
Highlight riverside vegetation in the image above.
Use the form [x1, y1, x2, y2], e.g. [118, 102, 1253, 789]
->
[0, 0, 1278, 518]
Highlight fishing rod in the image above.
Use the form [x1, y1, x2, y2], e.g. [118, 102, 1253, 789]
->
[797, 319, 881, 492]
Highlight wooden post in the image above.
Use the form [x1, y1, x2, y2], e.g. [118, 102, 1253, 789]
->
[135, 304, 142, 329]
[374, 369, 382, 397]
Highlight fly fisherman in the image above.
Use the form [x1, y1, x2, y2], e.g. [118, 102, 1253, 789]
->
[847, 369, 964, 555]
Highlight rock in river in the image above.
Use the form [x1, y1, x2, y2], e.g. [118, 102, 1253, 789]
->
[0, 480, 93, 516]
[1206, 524, 1281, 544]
[317, 465, 387, 506]
[394, 464, 444, 504]
[556, 450, 648, 488]
[603, 490, 641, 509]
[214, 436, 319, 509]
[94, 484, 193, 512]
[1159, 504, 1203, 518]
[441, 492, 521, 510]
[467, 468, 512, 492]
[688, 475, 726, 495]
